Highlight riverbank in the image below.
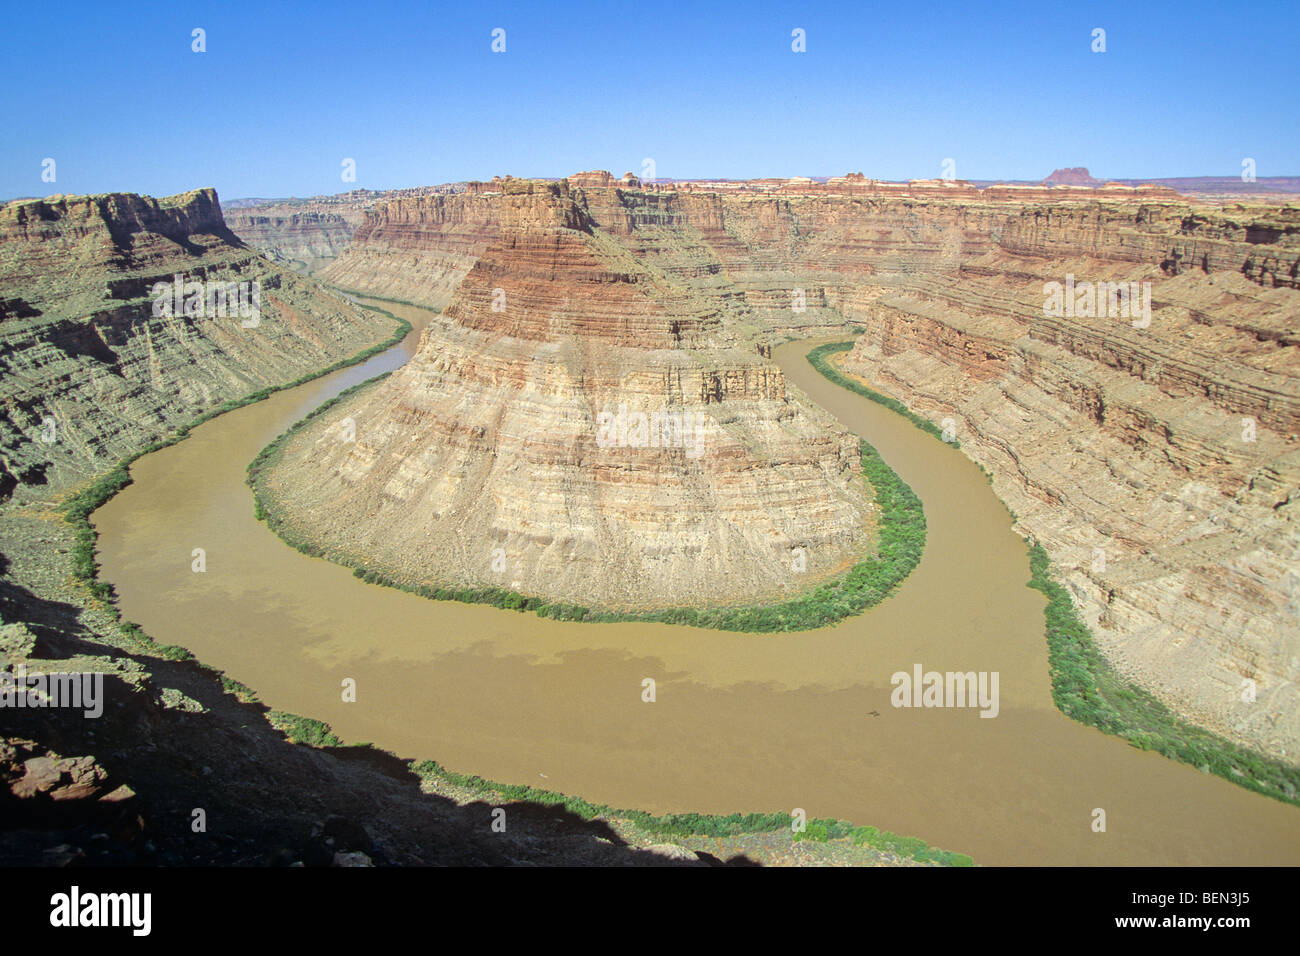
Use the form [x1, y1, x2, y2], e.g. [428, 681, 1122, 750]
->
[3, 301, 970, 866]
[87, 313, 1300, 865]
[62, 302, 412, 608]
[246, 360, 927, 632]
[813, 342, 1299, 807]
[249, 429, 925, 632]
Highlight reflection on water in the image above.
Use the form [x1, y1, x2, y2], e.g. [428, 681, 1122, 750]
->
[93, 303, 1300, 865]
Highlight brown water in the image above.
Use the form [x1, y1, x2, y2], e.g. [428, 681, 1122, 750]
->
[93, 301, 1300, 865]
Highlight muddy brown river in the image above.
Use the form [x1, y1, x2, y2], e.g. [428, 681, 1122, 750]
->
[94, 300, 1300, 865]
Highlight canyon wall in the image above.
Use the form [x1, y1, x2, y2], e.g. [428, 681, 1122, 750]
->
[307, 174, 1298, 759]
[316, 191, 502, 307]
[676, 182, 1298, 759]
[224, 206, 359, 273]
[227, 185, 474, 279]
[827, 217, 1298, 761]
[0, 188, 394, 500]
[261, 179, 874, 609]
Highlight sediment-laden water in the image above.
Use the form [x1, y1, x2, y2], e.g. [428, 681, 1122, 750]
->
[93, 301, 1300, 865]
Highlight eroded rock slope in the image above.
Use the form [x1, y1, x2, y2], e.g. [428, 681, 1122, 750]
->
[262, 179, 874, 609]
[0, 188, 392, 500]
[304, 173, 1298, 758]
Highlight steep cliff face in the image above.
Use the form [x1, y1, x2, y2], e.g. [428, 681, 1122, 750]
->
[836, 245, 1298, 760]
[225, 207, 358, 273]
[996, 203, 1300, 289]
[261, 180, 873, 609]
[305, 172, 1297, 757]
[225, 186, 476, 277]
[0, 189, 393, 500]
[2, 188, 229, 246]
[317, 192, 502, 306]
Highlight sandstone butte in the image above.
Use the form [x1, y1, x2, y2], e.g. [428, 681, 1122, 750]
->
[261, 177, 876, 610]
[0, 188, 393, 497]
[248, 170, 1296, 764]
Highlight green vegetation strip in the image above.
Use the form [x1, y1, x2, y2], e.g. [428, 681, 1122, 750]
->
[807, 341, 959, 447]
[330, 288, 429, 309]
[810, 340, 1300, 806]
[61, 303, 411, 659]
[249, 419, 925, 633]
[55, 311, 971, 865]
[1028, 543, 1299, 805]
[408, 757, 971, 864]
[246, 710, 974, 862]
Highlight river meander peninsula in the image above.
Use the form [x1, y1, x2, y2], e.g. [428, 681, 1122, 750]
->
[254, 179, 876, 610]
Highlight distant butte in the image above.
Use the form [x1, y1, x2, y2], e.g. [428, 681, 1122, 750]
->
[1042, 167, 1103, 187]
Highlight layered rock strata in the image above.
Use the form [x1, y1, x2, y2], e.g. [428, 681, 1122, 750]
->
[261, 179, 874, 609]
[225, 207, 358, 273]
[317, 191, 502, 307]
[0, 189, 393, 500]
[838, 256, 1298, 761]
[225, 185, 471, 275]
[309, 172, 1297, 759]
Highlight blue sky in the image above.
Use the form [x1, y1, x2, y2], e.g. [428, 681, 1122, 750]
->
[1, 0, 1295, 200]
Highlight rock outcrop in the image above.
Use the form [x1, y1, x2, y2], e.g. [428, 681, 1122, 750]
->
[224, 207, 358, 273]
[317, 192, 503, 307]
[832, 232, 1298, 761]
[1044, 167, 1103, 187]
[303, 172, 1298, 759]
[0, 188, 393, 500]
[261, 179, 874, 609]
[226, 185, 472, 276]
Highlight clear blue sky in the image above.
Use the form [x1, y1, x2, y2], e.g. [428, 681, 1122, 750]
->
[2, 0, 1295, 200]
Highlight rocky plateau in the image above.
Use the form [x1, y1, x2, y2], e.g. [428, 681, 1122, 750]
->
[269, 171, 1299, 759]
[262, 177, 875, 609]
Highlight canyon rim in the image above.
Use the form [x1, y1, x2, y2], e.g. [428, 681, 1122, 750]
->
[2, 4, 1298, 903]
[240, 169, 1300, 763]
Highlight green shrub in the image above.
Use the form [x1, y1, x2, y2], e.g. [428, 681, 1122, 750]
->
[409, 760, 968, 861]
[268, 711, 343, 747]
[218, 674, 257, 700]
[1027, 542, 1299, 805]
[849, 825, 971, 864]
[793, 822, 830, 843]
